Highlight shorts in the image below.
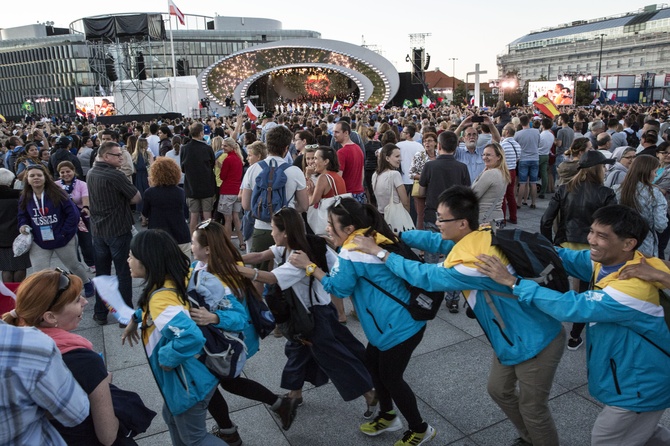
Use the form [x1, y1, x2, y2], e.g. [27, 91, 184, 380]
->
[187, 195, 216, 213]
[217, 194, 242, 215]
[517, 160, 539, 183]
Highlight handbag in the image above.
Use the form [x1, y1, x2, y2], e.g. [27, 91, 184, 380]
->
[110, 384, 157, 439]
[383, 174, 415, 234]
[306, 173, 352, 235]
[411, 179, 422, 197]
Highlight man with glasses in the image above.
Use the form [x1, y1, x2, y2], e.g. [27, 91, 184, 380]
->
[354, 185, 565, 446]
[87, 141, 141, 326]
[454, 116, 501, 181]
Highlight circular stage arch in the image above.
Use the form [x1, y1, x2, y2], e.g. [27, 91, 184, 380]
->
[201, 38, 399, 109]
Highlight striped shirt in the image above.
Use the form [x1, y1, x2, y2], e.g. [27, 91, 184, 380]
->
[87, 161, 138, 237]
[501, 137, 521, 170]
[0, 321, 89, 445]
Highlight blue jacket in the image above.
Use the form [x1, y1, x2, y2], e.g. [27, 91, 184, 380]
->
[515, 248, 670, 412]
[187, 263, 259, 357]
[389, 230, 563, 365]
[320, 234, 425, 351]
[17, 193, 80, 250]
[135, 282, 219, 416]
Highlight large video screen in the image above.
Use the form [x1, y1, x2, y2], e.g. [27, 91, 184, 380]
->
[75, 96, 117, 118]
[527, 81, 575, 106]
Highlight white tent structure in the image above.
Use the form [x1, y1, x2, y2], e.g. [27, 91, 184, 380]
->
[112, 75, 198, 116]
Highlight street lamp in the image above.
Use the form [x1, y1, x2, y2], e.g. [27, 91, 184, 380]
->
[597, 34, 606, 83]
[449, 57, 458, 102]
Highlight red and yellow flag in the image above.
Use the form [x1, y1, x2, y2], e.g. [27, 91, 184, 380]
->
[533, 95, 560, 118]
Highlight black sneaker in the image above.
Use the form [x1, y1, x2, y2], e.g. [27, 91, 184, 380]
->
[567, 337, 583, 351]
[283, 392, 304, 407]
[93, 314, 108, 326]
[448, 300, 459, 314]
[510, 437, 533, 446]
[273, 396, 298, 431]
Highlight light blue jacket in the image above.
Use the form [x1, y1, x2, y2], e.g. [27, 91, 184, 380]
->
[187, 263, 260, 357]
[515, 248, 670, 412]
[389, 230, 563, 365]
[321, 246, 425, 351]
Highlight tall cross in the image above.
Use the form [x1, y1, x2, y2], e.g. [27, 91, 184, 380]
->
[467, 64, 487, 107]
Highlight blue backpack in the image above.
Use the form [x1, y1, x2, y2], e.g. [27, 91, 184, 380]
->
[250, 159, 292, 222]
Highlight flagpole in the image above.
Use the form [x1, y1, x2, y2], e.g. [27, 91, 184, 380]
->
[168, 6, 177, 113]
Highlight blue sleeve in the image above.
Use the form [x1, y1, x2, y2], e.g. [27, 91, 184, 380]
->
[400, 230, 455, 256]
[157, 310, 207, 369]
[556, 247, 594, 282]
[385, 253, 508, 293]
[321, 256, 358, 298]
[212, 296, 248, 332]
[17, 198, 30, 229]
[516, 279, 643, 325]
[60, 198, 81, 237]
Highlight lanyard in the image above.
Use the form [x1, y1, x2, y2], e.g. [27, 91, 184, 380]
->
[32, 191, 47, 217]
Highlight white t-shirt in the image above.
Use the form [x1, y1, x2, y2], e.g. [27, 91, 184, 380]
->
[241, 155, 306, 230]
[396, 140, 424, 184]
[269, 245, 337, 310]
[147, 134, 160, 157]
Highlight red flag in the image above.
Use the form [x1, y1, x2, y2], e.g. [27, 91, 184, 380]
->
[245, 101, 259, 121]
[533, 95, 560, 119]
[168, 0, 185, 25]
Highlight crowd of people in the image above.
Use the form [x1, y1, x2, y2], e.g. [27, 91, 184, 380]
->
[2, 100, 670, 446]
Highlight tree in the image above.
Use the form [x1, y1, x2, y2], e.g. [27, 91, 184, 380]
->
[453, 84, 467, 105]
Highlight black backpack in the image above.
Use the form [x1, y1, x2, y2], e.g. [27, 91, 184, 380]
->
[490, 228, 570, 293]
[624, 129, 640, 149]
[362, 240, 444, 320]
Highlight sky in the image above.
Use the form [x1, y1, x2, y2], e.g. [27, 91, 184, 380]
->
[0, 0, 656, 83]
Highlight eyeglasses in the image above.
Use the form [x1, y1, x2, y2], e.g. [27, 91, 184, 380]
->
[47, 267, 71, 311]
[621, 155, 636, 160]
[197, 219, 212, 229]
[106, 152, 123, 158]
[437, 217, 462, 223]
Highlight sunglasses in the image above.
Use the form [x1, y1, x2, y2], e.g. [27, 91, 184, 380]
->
[333, 195, 352, 218]
[47, 267, 71, 311]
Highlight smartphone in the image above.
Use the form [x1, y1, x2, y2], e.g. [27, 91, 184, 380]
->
[471, 116, 485, 123]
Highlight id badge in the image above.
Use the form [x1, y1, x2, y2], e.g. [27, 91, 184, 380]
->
[40, 225, 55, 241]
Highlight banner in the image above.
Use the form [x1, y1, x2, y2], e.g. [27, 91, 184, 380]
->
[528, 81, 574, 106]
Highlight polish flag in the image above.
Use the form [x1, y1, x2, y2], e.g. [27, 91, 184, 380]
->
[168, 0, 185, 25]
[245, 101, 260, 121]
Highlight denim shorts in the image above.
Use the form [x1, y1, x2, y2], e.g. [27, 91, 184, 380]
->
[517, 160, 539, 183]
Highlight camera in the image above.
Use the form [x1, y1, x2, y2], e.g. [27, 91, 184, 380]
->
[471, 116, 485, 123]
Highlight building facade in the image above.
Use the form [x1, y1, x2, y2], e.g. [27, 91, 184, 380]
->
[498, 4, 670, 102]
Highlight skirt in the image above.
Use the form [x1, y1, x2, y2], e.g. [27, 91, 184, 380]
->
[0, 246, 31, 272]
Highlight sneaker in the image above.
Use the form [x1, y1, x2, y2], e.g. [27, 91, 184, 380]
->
[360, 413, 403, 436]
[510, 437, 533, 446]
[272, 396, 298, 431]
[363, 395, 378, 419]
[211, 425, 242, 446]
[394, 424, 436, 446]
[567, 337, 583, 351]
[448, 300, 459, 314]
[283, 392, 304, 407]
[92, 314, 108, 326]
[84, 281, 95, 298]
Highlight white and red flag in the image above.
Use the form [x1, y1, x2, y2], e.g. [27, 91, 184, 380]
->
[168, 0, 185, 25]
[245, 101, 260, 121]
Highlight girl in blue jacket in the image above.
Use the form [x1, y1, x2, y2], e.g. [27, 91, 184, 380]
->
[121, 230, 226, 446]
[289, 198, 435, 446]
[189, 219, 298, 444]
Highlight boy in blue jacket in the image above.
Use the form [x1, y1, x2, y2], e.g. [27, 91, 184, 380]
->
[476, 204, 670, 446]
[354, 185, 565, 446]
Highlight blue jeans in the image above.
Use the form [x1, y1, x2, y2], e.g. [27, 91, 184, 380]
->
[93, 233, 133, 318]
[163, 387, 226, 446]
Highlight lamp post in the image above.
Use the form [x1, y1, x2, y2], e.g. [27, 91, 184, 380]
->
[449, 57, 458, 103]
[597, 34, 606, 83]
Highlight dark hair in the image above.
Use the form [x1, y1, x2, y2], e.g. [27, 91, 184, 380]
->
[437, 185, 479, 231]
[327, 197, 398, 244]
[272, 208, 320, 268]
[592, 205, 648, 250]
[150, 123, 159, 135]
[438, 131, 458, 153]
[194, 221, 258, 301]
[316, 146, 339, 172]
[101, 129, 119, 141]
[131, 229, 190, 310]
[519, 115, 530, 127]
[336, 121, 351, 134]
[19, 164, 67, 211]
[568, 137, 590, 157]
[296, 130, 316, 145]
[617, 155, 660, 214]
[159, 125, 172, 137]
[376, 143, 400, 176]
[266, 125, 292, 156]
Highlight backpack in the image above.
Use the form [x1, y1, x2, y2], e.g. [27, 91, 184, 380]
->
[245, 290, 276, 339]
[362, 240, 444, 320]
[490, 228, 570, 292]
[624, 129, 640, 149]
[250, 159, 292, 222]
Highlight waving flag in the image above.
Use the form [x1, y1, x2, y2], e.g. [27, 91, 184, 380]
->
[168, 0, 185, 25]
[533, 95, 559, 118]
[330, 96, 340, 113]
[245, 101, 260, 121]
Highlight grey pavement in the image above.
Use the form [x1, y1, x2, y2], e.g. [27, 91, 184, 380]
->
[62, 200, 670, 446]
